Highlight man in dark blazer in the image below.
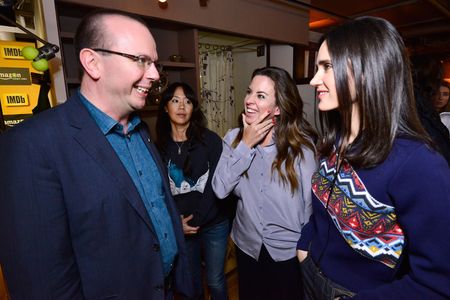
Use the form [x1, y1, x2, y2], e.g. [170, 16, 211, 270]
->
[0, 9, 193, 299]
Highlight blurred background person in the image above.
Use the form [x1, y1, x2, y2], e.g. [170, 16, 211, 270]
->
[297, 17, 450, 299]
[212, 66, 317, 300]
[434, 81, 450, 132]
[433, 81, 450, 113]
[411, 55, 450, 165]
[156, 82, 229, 300]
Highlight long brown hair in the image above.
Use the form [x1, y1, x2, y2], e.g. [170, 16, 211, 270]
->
[233, 66, 317, 194]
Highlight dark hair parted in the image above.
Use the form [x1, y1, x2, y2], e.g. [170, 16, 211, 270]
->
[318, 16, 431, 168]
[74, 9, 149, 69]
[156, 82, 207, 176]
[233, 66, 317, 194]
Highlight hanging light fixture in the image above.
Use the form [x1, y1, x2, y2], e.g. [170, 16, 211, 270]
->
[158, 0, 168, 9]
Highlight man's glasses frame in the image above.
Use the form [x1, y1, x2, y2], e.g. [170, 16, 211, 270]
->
[92, 48, 163, 73]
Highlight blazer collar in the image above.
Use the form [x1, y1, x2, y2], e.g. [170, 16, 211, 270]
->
[64, 95, 155, 232]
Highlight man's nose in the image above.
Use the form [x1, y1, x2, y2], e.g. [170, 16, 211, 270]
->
[146, 63, 160, 81]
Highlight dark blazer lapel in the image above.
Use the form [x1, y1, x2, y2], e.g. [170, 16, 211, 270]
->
[64, 95, 155, 232]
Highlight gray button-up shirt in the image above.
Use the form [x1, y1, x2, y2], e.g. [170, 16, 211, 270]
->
[212, 128, 317, 261]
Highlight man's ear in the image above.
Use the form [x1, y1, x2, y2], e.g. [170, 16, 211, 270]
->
[79, 48, 101, 80]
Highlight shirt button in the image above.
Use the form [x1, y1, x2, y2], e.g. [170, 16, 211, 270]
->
[153, 244, 160, 251]
[155, 285, 163, 292]
[138, 170, 143, 176]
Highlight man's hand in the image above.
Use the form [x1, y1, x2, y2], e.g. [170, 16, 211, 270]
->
[181, 214, 200, 235]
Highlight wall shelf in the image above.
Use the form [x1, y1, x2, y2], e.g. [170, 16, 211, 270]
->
[160, 61, 196, 69]
[59, 31, 75, 39]
[54, 1, 200, 105]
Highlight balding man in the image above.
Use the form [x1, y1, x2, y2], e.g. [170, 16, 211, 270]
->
[0, 9, 193, 299]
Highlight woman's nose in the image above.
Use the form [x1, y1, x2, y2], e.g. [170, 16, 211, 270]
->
[310, 71, 322, 87]
[244, 94, 254, 104]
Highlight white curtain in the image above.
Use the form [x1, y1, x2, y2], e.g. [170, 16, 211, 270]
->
[199, 46, 235, 137]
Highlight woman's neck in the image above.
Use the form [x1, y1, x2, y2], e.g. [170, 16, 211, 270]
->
[171, 123, 189, 142]
[260, 128, 274, 147]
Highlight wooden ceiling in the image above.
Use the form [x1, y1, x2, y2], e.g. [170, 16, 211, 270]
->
[307, 0, 450, 58]
[279, 0, 450, 79]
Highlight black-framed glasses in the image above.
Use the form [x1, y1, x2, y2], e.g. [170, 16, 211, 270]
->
[92, 48, 163, 73]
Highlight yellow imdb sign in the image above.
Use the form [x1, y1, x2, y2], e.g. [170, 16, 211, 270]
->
[0, 44, 26, 60]
[0, 40, 42, 127]
[3, 93, 30, 106]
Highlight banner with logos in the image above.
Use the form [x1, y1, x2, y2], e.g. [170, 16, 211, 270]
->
[0, 40, 42, 128]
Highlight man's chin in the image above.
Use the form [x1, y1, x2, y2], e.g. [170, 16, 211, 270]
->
[131, 99, 147, 111]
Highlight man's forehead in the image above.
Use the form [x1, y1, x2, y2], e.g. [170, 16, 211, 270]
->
[101, 15, 150, 34]
[102, 17, 153, 43]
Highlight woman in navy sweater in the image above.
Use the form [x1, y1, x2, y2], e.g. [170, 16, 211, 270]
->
[297, 17, 450, 299]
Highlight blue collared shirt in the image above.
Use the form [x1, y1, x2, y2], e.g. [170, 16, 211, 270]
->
[78, 90, 177, 276]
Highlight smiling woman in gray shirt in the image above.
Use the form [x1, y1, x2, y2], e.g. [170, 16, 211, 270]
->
[212, 67, 317, 300]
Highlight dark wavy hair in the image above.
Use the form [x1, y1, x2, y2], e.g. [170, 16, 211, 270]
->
[233, 66, 317, 194]
[317, 16, 431, 168]
[155, 82, 207, 176]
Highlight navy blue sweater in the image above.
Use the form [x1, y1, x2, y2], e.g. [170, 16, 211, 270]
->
[298, 138, 450, 299]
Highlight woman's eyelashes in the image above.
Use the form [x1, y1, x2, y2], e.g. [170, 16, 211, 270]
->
[246, 88, 267, 100]
[170, 98, 192, 105]
[316, 61, 333, 72]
